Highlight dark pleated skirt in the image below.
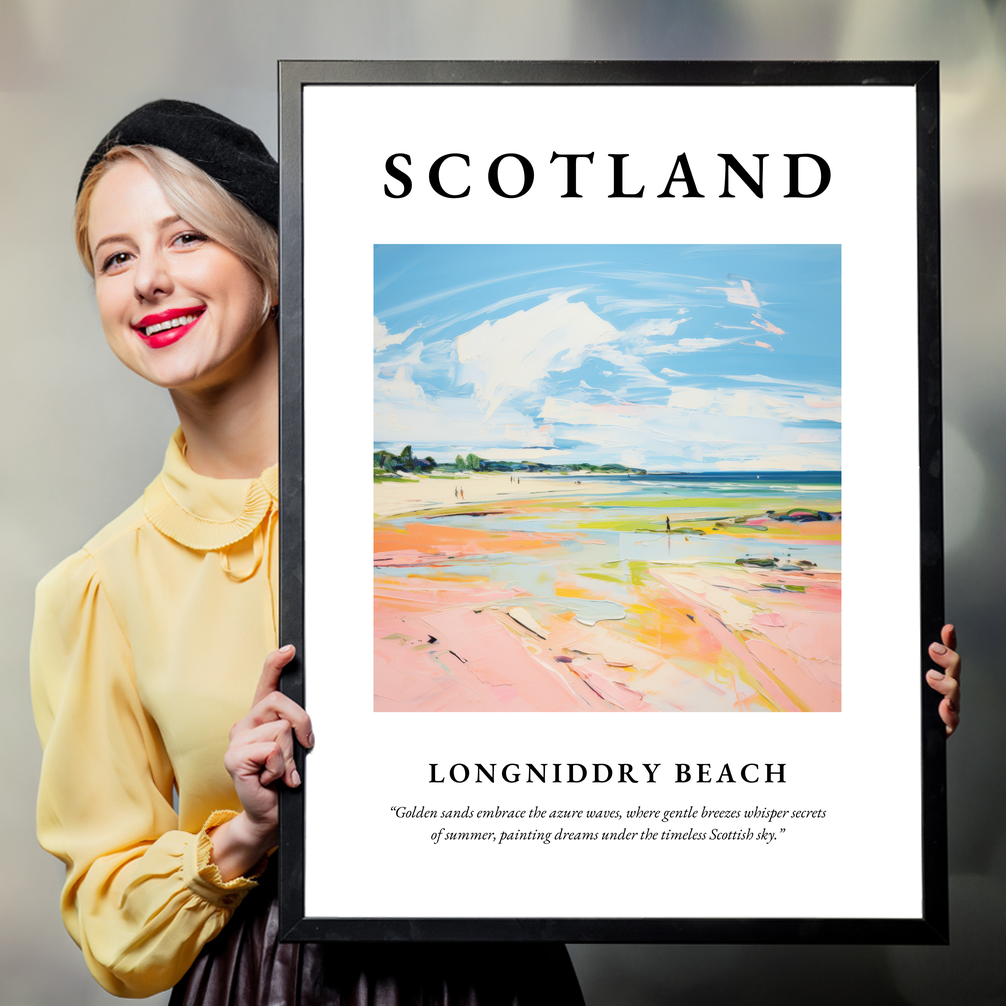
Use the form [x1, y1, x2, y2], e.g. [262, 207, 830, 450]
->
[169, 869, 584, 1006]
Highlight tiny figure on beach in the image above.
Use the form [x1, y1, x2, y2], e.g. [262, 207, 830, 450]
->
[460, 488, 464, 500]
[665, 516, 671, 532]
[454, 486, 458, 499]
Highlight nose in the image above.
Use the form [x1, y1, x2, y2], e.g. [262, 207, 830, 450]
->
[133, 247, 173, 303]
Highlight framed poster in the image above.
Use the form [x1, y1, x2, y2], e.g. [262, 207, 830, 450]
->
[277, 61, 946, 943]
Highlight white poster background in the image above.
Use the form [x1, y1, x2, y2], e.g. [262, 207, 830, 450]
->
[301, 85, 920, 920]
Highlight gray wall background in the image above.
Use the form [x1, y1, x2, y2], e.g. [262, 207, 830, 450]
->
[2, 2, 1003, 1003]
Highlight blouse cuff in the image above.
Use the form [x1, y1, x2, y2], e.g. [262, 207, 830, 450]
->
[183, 810, 269, 909]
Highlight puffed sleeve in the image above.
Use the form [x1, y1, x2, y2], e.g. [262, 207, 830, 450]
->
[31, 549, 261, 998]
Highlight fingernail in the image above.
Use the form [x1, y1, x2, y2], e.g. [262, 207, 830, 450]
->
[292, 768, 301, 787]
[931, 643, 947, 654]
[306, 732, 315, 748]
[928, 669, 944, 679]
[280, 644, 295, 654]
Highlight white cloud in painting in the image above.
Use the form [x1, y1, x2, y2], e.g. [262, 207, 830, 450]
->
[477, 446, 576, 461]
[420, 287, 575, 339]
[706, 444, 841, 470]
[455, 293, 622, 418]
[537, 394, 841, 468]
[376, 364, 558, 448]
[751, 313, 785, 335]
[803, 394, 841, 410]
[540, 397, 646, 431]
[376, 386, 840, 470]
[375, 364, 429, 406]
[540, 396, 787, 447]
[663, 336, 746, 353]
[596, 296, 692, 314]
[663, 385, 840, 424]
[791, 428, 840, 444]
[376, 391, 532, 443]
[375, 342, 841, 469]
[504, 424, 555, 447]
[374, 317, 419, 352]
[592, 345, 668, 388]
[701, 278, 760, 308]
[667, 387, 716, 410]
[644, 343, 691, 355]
[376, 340, 426, 375]
[761, 394, 841, 423]
[578, 379, 625, 401]
[722, 373, 840, 395]
[625, 318, 690, 339]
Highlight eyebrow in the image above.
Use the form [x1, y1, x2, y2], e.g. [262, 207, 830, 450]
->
[91, 215, 185, 258]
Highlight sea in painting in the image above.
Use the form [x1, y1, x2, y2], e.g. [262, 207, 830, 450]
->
[374, 245, 841, 712]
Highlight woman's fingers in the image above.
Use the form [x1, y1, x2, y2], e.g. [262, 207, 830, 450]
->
[924, 679, 960, 736]
[928, 645, 961, 679]
[255, 691, 313, 748]
[252, 644, 297, 707]
[941, 623, 958, 654]
[224, 738, 287, 788]
[224, 645, 312, 809]
[230, 719, 302, 788]
[232, 689, 314, 750]
[241, 644, 314, 749]
[925, 667, 959, 704]
[926, 669, 960, 736]
[927, 623, 961, 737]
[259, 742, 289, 787]
[928, 637, 961, 683]
[218, 647, 309, 845]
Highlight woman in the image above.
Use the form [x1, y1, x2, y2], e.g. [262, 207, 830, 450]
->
[31, 100, 585, 1003]
[33, 99, 962, 1003]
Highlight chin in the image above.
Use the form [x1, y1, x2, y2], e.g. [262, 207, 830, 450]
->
[121, 353, 217, 391]
[109, 322, 271, 393]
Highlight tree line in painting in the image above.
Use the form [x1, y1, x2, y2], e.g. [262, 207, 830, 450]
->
[374, 445, 648, 479]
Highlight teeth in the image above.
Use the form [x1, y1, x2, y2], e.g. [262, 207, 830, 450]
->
[142, 313, 199, 337]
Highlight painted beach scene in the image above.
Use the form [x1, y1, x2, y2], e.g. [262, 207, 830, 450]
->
[374, 245, 841, 713]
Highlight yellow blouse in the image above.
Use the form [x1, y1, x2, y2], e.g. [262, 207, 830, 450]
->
[31, 428, 279, 998]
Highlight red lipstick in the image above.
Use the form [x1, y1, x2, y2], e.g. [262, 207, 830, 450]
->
[132, 306, 205, 349]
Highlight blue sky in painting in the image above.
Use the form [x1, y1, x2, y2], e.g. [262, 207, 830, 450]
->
[374, 245, 840, 472]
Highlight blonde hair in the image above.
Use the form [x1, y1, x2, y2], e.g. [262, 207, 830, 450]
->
[75, 145, 278, 323]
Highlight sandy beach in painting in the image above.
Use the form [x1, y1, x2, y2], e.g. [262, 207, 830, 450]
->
[374, 471, 841, 713]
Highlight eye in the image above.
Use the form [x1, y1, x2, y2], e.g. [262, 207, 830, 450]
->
[100, 251, 132, 274]
[172, 230, 208, 249]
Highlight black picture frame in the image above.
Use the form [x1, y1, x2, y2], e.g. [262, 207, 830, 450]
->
[277, 60, 945, 944]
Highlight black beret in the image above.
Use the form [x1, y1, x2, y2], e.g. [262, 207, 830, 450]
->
[77, 99, 278, 228]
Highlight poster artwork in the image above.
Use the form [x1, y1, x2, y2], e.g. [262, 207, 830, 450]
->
[373, 244, 841, 714]
[288, 65, 942, 940]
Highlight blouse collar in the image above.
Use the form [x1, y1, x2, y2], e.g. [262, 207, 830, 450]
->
[143, 428, 278, 551]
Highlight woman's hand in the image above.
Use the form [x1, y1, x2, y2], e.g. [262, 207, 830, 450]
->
[209, 645, 314, 881]
[926, 624, 961, 738]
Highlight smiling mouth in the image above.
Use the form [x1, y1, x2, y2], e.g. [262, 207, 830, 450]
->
[131, 307, 207, 349]
[135, 307, 206, 338]
[142, 313, 199, 337]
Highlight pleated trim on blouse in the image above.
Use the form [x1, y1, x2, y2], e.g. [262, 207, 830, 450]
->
[143, 429, 279, 552]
